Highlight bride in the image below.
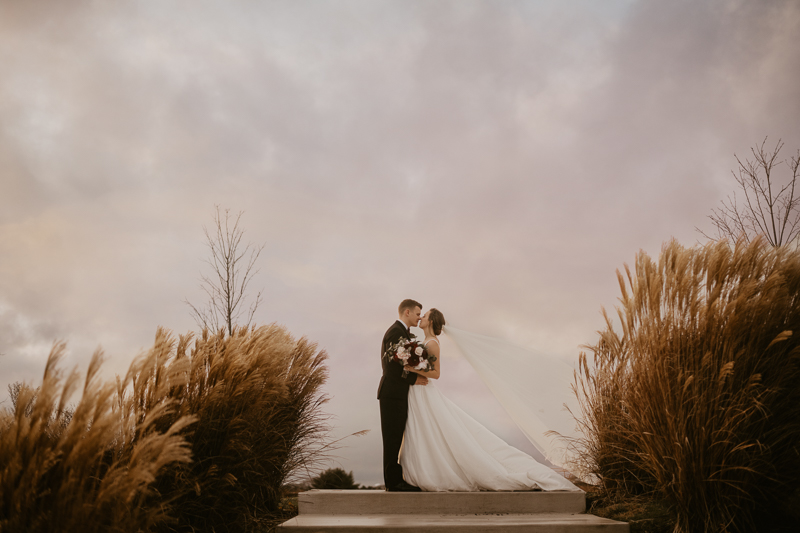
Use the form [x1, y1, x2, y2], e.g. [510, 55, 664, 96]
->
[399, 308, 580, 492]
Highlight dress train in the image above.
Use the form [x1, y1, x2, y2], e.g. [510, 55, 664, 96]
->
[399, 381, 580, 492]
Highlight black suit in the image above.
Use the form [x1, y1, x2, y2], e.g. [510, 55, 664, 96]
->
[378, 320, 418, 489]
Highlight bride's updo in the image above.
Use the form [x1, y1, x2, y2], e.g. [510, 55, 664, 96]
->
[429, 308, 446, 336]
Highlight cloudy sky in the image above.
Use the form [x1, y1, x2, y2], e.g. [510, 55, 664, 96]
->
[1, 0, 798, 485]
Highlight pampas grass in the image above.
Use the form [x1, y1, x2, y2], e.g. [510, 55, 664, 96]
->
[0, 324, 329, 533]
[142, 325, 329, 532]
[576, 238, 800, 532]
[0, 344, 194, 533]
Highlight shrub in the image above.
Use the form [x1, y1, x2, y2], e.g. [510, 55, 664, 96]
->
[575, 238, 800, 532]
[310, 468, 358, 490]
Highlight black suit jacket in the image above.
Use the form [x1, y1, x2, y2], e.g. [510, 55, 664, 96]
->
[377, 320, 418, 400]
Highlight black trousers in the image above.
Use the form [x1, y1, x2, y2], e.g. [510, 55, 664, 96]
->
[379, 396, 408, 489]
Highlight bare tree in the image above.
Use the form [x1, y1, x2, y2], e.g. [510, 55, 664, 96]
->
[186, 206, 265, 336]
[698, 139, 800, 248]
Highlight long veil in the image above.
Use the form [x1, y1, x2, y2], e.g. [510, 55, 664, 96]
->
[442, 325, 580, 471]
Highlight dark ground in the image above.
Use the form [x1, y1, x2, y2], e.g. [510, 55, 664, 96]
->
[586, 491, 676, 533]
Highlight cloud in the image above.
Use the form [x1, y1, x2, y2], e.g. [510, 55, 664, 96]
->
[0, 0, 798, 484]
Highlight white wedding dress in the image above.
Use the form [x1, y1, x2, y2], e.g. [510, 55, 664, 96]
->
[399, 338, 580, 492]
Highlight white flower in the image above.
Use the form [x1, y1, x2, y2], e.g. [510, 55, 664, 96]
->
[414, 347, 424, 356]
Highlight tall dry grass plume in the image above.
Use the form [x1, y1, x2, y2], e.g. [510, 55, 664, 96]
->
[576, 238, 800, 532]
[140, 325, 329, 532]
[0, 344, 195, 533]
[0, 324, 329, 533]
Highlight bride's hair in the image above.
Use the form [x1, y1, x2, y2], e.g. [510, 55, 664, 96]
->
[429, 308, 446, 336]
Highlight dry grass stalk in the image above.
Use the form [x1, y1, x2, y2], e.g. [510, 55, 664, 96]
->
[575, 238, 800, 532]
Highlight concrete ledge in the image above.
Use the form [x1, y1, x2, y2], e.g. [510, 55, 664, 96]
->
[279, 512, 629, 532]
[298, 490, 586, 515]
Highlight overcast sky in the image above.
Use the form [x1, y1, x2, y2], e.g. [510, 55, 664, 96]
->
[1, 0, 799, 485]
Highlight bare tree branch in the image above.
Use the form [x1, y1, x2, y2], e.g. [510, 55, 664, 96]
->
[185, 206, 265, 335]
[697, 138, 800, 250]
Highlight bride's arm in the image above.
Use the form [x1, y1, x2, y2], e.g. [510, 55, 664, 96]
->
[404, 341, 441, 380]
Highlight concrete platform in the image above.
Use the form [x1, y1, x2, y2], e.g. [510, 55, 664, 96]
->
[279, 513, 629, 532]
[298, 490, 587, 515]
[279, 490, 629, 532]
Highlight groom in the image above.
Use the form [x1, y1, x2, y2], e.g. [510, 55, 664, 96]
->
[378, 299, 427, 492]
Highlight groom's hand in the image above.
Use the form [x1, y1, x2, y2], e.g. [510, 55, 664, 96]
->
[414, 374, 428, 386]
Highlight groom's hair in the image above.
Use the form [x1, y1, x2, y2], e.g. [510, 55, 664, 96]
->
[398, 299, 422, 315]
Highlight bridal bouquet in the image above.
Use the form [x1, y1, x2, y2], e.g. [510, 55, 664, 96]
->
[386, 338, 433, 372]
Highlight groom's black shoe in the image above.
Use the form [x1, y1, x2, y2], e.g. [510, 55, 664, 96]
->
[388, 481, 422, 492]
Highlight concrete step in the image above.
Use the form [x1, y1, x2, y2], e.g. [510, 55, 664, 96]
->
[279, 513, 629, 532]
[297, 490, 587, 515]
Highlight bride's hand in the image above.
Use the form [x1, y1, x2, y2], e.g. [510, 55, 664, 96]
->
[405, 365, 428, 385]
